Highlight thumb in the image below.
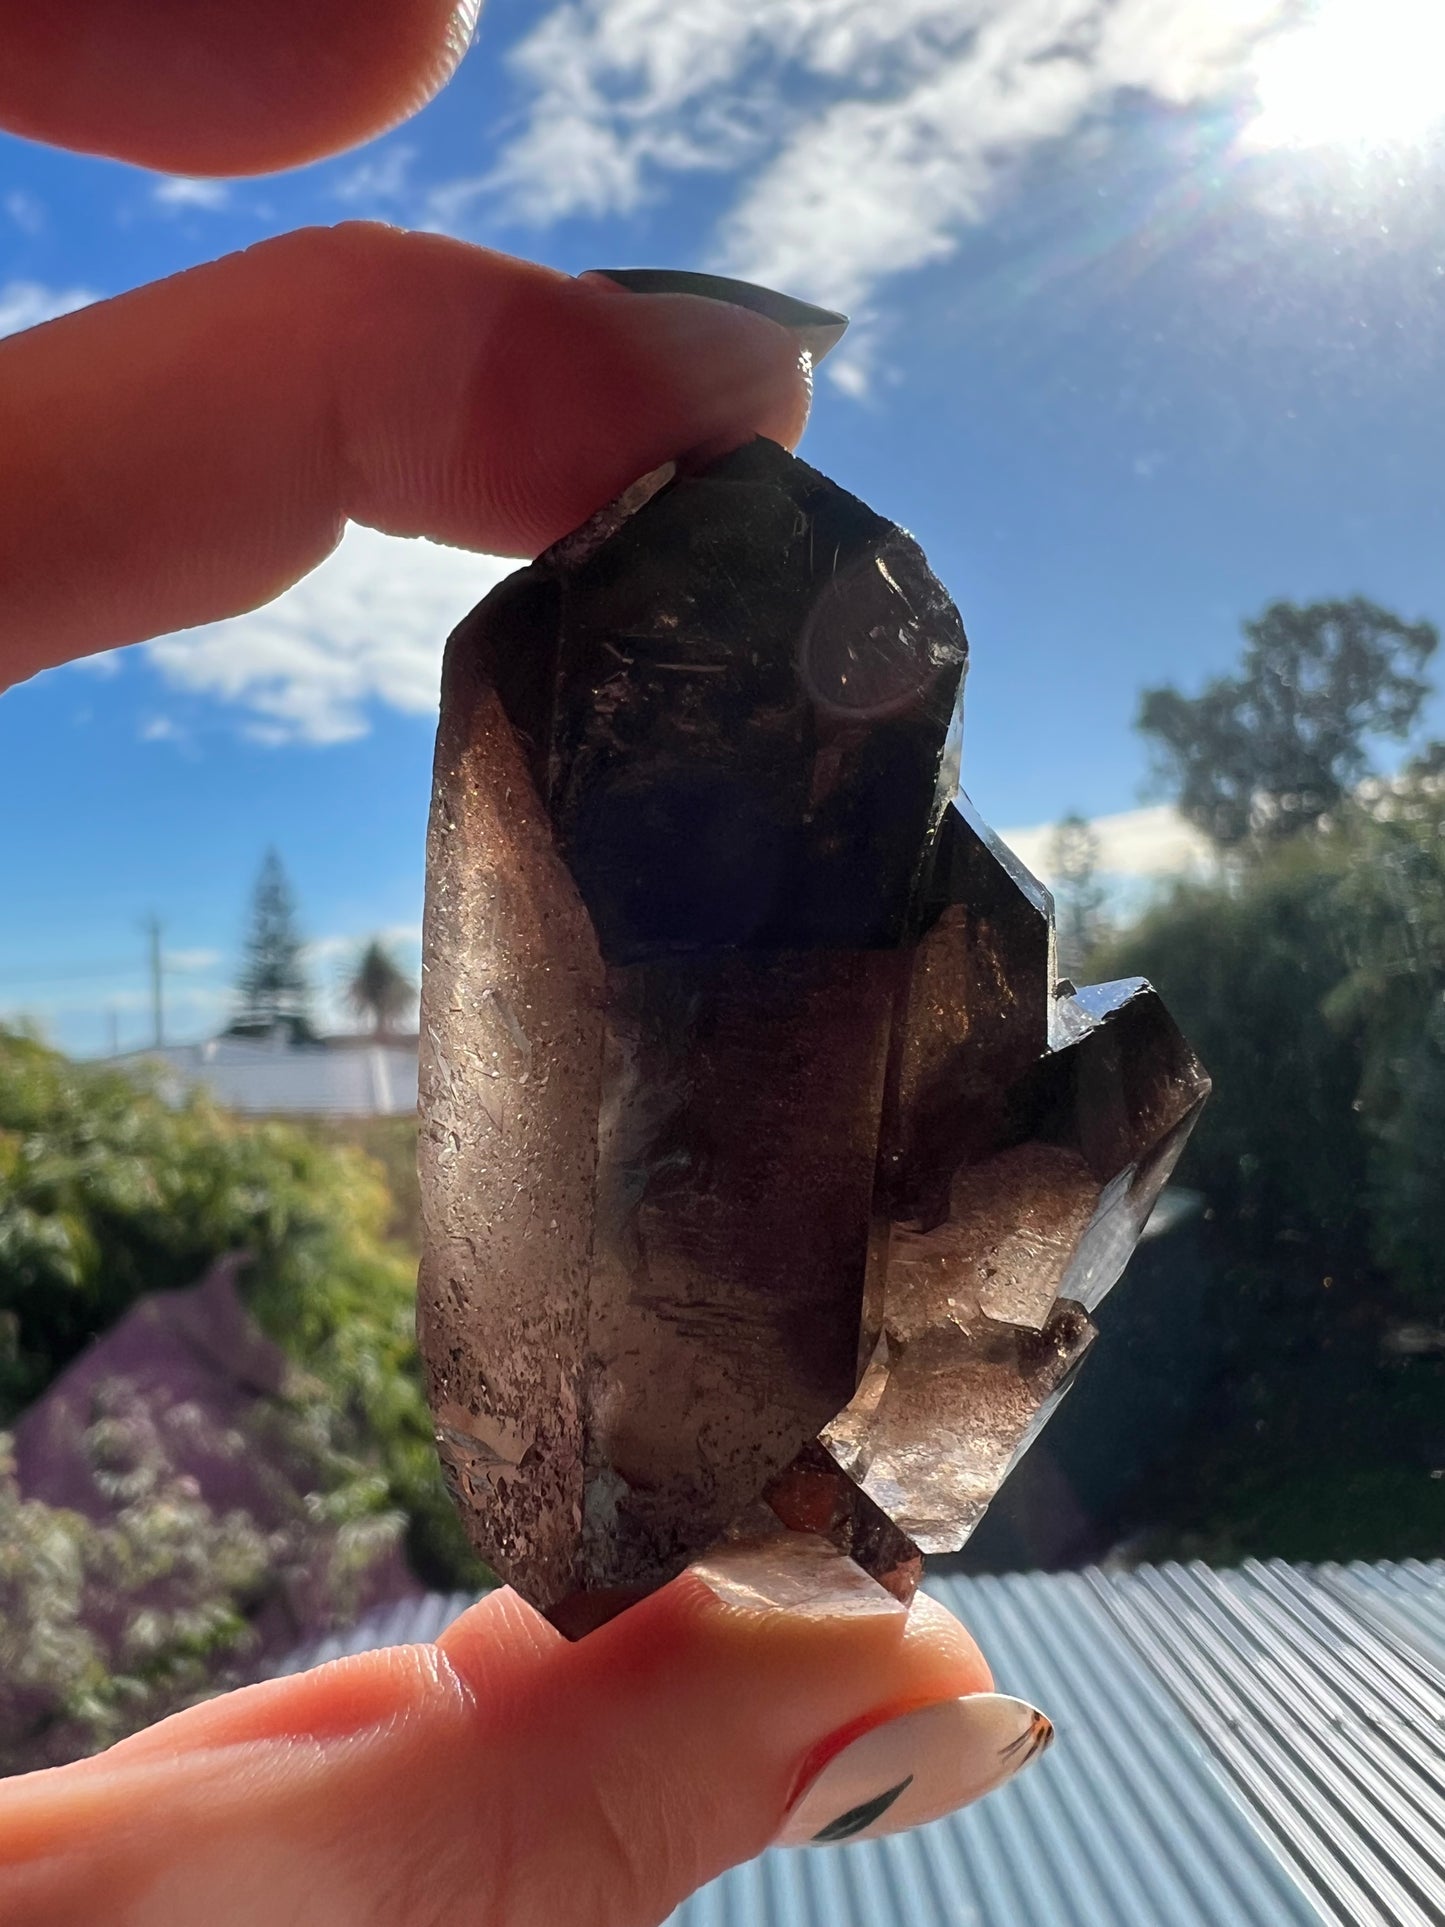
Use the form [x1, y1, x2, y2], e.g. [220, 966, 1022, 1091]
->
[0, 1534, 1049, 1927]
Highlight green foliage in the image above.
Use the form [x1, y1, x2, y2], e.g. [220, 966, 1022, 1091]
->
[1139, 597, 1437, 848]
[1099, 839, 1369, 1262]
[1098, 805, 1445, 1562]
[0, 1376, 400, 1772]
[1328, 773, 1445, 1301]
[303, 1115, 423, 1254]
[0, 1031, 485, 1591]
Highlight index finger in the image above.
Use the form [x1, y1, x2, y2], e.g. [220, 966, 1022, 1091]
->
[0, 0, 476, 174]
[0, 227, 810, 689]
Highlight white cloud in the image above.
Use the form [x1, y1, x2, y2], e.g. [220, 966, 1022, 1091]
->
[482, 0, 973, 226]
[2, 982, 228, 1022]
[4, 190, 44, 234]
[0, 280, 95, 338]
[333, 144, 417, 208]
[140, 715, 184, 742]
[484, 0, 1285, 324]
[307, 923, 422, 969]
[69, 651, 123, 679]
[143, 524, 518, 744]
[998, 803, 1214, 886]
[152, 177, 231, 211]
[165, 948, 223, 972]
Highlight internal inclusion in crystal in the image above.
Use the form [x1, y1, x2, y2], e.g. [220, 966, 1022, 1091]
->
[417, 439, 1209, 1633]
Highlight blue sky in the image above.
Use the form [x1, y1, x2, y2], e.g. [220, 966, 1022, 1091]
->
[4, 0, 1445, 1053]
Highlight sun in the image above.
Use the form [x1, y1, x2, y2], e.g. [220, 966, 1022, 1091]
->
[1244, 0, 1445, 152]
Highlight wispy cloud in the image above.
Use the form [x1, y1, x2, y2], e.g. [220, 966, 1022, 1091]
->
[333, 144, 417, 210]
[0, 280, 96, 338]
[1, 982, 229, 1026]
[152, 177, 231, 212]
[3, 190, 45, 235]
[69, 652, 123, 680]
[999, 803, 1214, 886]
[485, 0, 970, 226]
[143, 524, 517, 744]
[473, 0, 1286, 388]
[306, 923, 422, 969]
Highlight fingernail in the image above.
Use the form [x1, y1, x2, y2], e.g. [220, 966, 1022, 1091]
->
[580, 267, 849, 366]
[775, 1693, 1053, 1848]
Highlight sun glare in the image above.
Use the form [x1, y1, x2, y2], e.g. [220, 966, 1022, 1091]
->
[1246, 0, 1445, 152]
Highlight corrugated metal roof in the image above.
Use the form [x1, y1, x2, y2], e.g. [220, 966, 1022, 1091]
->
[114, 1037, 418, 1116]
[272, 1559, 1445, 1926]
[267, 1591, 479, 1673]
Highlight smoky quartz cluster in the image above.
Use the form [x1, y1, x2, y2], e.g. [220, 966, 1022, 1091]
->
[418, 439, 1208, 1635]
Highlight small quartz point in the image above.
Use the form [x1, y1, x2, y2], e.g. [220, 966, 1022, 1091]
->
[418, 440, 1209, 1634]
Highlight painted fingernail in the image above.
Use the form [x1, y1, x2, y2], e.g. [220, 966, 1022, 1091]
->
[775, 1693, 1054, 1848]
[580, 268, 849, 366]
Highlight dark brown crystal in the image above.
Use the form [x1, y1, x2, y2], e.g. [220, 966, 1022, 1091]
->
[418, 439, 1209, 1632]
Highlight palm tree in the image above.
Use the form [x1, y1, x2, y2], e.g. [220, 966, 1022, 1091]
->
[345, 941, 415, 1039]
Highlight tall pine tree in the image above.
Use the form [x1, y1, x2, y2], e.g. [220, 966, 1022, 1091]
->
[232, 850, 312, 1037]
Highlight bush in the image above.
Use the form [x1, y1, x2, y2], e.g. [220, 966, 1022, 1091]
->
[1090, 813, 1445, 1561]
[0, 1373, 402, 1772]
[0, 1032, 485, 1590]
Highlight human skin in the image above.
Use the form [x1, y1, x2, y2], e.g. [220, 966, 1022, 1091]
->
[0, 9, 1016, 1922]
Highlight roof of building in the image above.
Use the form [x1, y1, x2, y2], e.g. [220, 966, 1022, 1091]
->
[113, 1034, 418, 1116]
[273, 1556, 1445, 1926]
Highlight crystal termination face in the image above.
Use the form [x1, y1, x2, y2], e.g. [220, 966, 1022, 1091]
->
[418, 440, 1209, 1634]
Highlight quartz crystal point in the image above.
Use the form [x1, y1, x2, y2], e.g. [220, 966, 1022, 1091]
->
[418, 439, 1209, 1634]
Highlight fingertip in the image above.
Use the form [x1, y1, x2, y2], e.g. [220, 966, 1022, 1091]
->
[0, 0, 478, 173]
[471, 275, 814, 554]
[434, 1584, 564, 1693]
[904, 1589, 996, 1697]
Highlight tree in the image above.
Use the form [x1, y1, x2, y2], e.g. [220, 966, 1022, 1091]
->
[1090, 815, 1445, 1563]
[1048, 811, 1107, 974]
[1325, 762, 1445, 1303]
[346, 941, 415, 1038]
[1138, 597, 1437, 850]
[232, 851, 311, 1036]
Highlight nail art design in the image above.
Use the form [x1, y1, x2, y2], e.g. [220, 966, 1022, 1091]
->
[810, 1776, 915, 1844]
[775, 1693, 1053, 1849]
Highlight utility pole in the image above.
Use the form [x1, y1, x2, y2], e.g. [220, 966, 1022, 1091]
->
[145, 915, 164, 1048]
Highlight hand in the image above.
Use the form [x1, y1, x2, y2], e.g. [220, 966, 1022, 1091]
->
[0, 9, 1048, 1923]
[0, 0, 810, 692]
[0, 1536, 1055, 1927]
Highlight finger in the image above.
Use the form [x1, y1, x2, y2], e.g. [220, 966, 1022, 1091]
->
[0, 1541, 1027, 1927]
[0, 225, 811, 691]
[0, 0, 475, 174]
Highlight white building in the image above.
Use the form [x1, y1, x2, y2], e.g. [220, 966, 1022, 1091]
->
[115, 1031, 418, 1117]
